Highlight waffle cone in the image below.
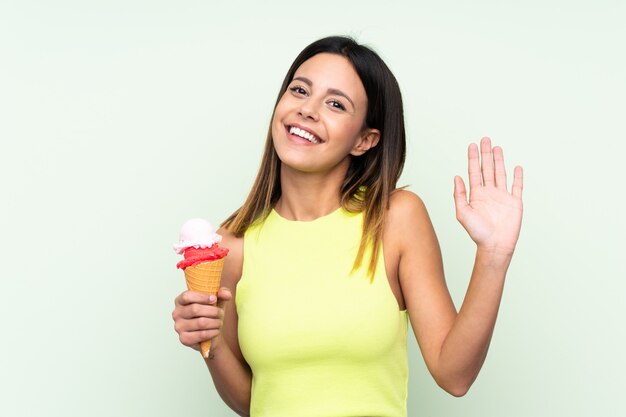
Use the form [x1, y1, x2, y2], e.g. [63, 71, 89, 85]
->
[184, 258, 225, 358]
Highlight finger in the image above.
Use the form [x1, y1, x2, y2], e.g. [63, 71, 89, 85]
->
[467, 143, 482, 191]
[512, 165, 524, 198]
[175, 317, 212, 335]
[180, 317, 223, 333]
[217, 287, 233, 301]
[493, 146, 507, 190]
[480, 137, 495, 187]
[179, 329, 220, 348]
[175, 290, 215, 307]
[216, 289, 232, 321]
[178, 303, 222, 320]
[453, 175, 470, 218]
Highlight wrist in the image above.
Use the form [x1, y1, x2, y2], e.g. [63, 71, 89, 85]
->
[475, 246, 514, 268]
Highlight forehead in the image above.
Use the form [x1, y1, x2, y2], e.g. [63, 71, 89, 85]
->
[293, 53, 366, 101]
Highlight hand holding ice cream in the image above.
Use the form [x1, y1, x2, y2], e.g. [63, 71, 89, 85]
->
[174, 218, 229, 358]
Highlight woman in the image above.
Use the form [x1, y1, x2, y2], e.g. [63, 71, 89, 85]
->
[172, 36, 523, 417]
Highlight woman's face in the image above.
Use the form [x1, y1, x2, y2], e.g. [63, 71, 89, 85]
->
[271, 53, 379, 175]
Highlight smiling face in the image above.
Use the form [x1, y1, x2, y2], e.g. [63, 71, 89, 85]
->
[271, 53, 380, 175]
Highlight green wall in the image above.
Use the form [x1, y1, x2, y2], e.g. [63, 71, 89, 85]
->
[2, 1, 624, 416]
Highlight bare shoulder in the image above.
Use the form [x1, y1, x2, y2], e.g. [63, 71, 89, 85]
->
[217, 225, 243, 255]
[387, 190, 433, 244]
[217, 225, 243, 289]
[389, 189, 427, 215]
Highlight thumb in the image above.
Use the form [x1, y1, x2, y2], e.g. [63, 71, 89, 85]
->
[216, 287, 232, 309]
[453, 175, 469, 216]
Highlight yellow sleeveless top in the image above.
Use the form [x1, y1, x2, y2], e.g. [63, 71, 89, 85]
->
[237, 207, 408, 417]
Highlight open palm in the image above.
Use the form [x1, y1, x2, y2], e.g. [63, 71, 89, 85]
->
[454, 137, 524, 255]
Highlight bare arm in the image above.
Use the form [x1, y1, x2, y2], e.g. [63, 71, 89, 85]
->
[173, 228, 252, 415]
[395, 137, 523, 396]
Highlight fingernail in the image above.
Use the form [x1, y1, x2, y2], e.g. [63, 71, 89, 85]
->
[209, 295, 216, 303]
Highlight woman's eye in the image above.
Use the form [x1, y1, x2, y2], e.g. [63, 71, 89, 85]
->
[289, 86, 307, 95]
[329, 100, 345, 110]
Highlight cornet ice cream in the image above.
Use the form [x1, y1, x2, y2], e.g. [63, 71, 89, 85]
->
[174, 218, 229, 358]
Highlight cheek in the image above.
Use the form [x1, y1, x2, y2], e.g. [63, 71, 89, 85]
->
[271, 97, 291, 127]
[330, 119, 363, 143]
[273, 92, 291, 116]
[271, 116, 284, 142]
[271, 106, 285, 135]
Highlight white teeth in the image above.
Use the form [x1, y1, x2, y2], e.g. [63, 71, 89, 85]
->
[289, 126, 320, 144]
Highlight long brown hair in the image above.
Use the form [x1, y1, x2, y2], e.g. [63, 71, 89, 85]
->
[222, 36, 406, 279]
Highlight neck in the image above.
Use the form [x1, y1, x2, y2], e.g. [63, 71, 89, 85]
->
[275, 162, 348, 221]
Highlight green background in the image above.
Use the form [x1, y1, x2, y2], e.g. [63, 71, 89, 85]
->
[2, 1, 624, 416]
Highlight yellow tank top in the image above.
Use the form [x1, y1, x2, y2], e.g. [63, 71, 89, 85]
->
[237, 207, 408, 417]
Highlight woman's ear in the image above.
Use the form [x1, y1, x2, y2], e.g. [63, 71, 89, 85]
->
[350, 129, 381, 156]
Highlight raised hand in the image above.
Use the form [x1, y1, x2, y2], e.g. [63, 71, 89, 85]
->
[453, 137, 523, 256]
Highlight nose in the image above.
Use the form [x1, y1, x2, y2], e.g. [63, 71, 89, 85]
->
[298, 99, 319, 121]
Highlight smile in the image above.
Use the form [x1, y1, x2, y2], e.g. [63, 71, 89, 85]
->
[288, 125, 322, 144]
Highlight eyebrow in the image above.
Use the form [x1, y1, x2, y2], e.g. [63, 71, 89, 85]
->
[292, 76, 355, 109]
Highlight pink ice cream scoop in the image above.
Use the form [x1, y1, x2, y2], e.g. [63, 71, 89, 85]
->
[173, 218, 229, 269]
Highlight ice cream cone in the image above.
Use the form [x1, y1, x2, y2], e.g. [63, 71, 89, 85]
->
[184, 258, 225, 358]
